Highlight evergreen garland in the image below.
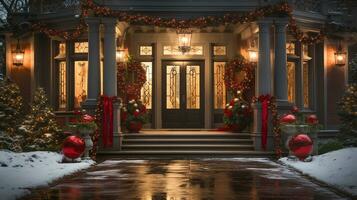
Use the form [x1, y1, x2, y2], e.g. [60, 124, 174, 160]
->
[338, 55, 357, 146]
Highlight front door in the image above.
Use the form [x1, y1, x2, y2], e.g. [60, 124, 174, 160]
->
[162, 61, 205, 128]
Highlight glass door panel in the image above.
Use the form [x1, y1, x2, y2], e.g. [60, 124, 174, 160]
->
[166, 65, 180, 109]
[186, 65, 200, 109]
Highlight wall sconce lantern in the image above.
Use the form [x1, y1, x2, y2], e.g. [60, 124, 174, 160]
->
[334, 42, 346, 66]
[177, 30, 192, 54]
[116, 48, 128, 63]
[12, 39, 24, 66]
[248, 39, 258, 63]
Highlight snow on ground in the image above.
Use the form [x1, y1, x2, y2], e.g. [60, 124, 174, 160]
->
[0, 150, 95, 200]
[279, 148, 357, 196]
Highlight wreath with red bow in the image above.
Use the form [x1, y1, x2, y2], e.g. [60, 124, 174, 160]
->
[117, 59, 146, 102]
[224, 56, 255, 96]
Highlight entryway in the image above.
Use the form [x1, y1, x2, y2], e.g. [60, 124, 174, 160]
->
[162, 61, 205, 128]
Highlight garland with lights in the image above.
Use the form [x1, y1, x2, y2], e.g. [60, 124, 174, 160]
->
[224, 56, 255, 97]
[32, 0, 325, 44]
[117, 59, 146, 103]
[252, 95, 282, 158]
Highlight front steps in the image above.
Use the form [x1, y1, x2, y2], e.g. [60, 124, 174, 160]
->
[98, 130, 275, 157]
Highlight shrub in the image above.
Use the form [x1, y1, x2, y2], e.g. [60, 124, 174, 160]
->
[318, 140, 344, 155]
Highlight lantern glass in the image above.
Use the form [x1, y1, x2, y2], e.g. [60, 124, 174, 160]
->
[116, 48, 128, 62]
[12, 47, 24, 66]
[334, 51, 346, 66]
[177, 32, 192, 54]
[248, 49, 258, 63]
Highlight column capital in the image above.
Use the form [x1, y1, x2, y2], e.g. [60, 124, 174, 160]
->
[274, 17, 289, 25]
[85, 17, 100, 25]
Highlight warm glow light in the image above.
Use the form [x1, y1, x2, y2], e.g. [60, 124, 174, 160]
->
[177, 31, 192, 54]
[334, 50, 346, 66]
[116, 48, 128, 62]
[248, 49, 258, 63]
[12, 40, 24, 66]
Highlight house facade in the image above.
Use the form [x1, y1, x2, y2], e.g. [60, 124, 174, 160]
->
[2, 0, 354, 151]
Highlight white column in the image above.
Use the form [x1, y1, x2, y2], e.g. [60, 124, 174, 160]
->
[83, 18, 100, 109]
[274, 18, 288, 101]
[102, 18, 117, 96]
[257, 19, 272, 95]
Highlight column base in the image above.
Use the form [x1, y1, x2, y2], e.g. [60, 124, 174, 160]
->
[251, 102, 275, 151]
[82, 99, 98, 113]
[276, 99, 293, 114]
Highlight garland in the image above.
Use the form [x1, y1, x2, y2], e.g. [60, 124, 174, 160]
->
[252, 95, 282, 158]
[32, 0, 324, 44]
[224, 56, 254, 96]
[117, 59, 146, 102]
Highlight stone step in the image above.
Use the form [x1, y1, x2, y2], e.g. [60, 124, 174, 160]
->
[122, 133, 252, 139]
[121, 144, 254, 151]
[98, 150, 274, 156]
[123, 138, 253, 145]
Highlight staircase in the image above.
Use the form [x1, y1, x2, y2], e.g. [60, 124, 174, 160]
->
[98, 130, 274, 157]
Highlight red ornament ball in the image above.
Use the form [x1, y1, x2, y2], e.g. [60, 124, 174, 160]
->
[62, 136, 85, 159]
[306, 114, 318, 125]
[280, 114, 296, 124]
[291, 106, 299, 114]
[288, 134, 313, 161]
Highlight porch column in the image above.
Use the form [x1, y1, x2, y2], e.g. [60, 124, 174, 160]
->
[102, 18, 122, 149]
[257, 19, 272, 95]
[252, 19, 273, 151]
[274, 18, 288, 102]
[82, 18, 100, 110]
[102, 18, 117, 96]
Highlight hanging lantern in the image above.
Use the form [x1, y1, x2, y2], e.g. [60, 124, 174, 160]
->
[248, 39, 258, 63]
[116, 48, 128, 63]
[177, 30, 192, 54]
[334, 42, 346, 66]
[12, 39, 24, 66]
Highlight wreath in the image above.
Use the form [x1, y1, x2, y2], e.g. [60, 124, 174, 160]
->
[117, 58, 146, 102]
[224, 56, 255, 96]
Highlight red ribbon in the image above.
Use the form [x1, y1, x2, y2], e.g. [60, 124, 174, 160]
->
[101, 96, 115, 148]
[258, 95, 271, 150]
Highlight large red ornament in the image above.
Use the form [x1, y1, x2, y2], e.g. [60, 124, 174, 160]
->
[280, 114, 296, 124]
[62, 136, 85, 159]
[288, 134, 313, 161]
[306, 114, 318, 125]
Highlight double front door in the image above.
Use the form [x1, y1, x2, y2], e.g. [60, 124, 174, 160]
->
[162, 61, 205, 128]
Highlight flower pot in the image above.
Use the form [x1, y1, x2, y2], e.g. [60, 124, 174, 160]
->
[78, 128, 94, 159]
[127, 121, 143, 133]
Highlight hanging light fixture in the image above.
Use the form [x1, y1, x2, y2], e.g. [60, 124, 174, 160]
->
[248, 38, 258, 63]
[12, 39, 24, 66]
[334, 41, 346, 66]
[177, 29, 192, 54]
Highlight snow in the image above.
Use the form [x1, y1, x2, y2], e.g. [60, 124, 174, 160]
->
[279, 148, 357, 196]
[0, 150, 95, 200]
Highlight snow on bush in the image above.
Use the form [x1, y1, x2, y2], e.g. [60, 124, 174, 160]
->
[0, 150, 94, 200]
[280, 148, 357, 196]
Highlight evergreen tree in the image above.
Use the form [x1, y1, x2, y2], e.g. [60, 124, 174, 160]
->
[21, 88, 64, 151]
[0, 78, 23, 151]
[338, 55, 357, 146]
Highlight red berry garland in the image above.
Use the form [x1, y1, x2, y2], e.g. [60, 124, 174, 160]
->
[117, 59, 146, 102]
[224, 56, 255, 95]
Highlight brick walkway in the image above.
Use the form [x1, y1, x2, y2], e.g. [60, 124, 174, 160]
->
[24, 158, 348, 200]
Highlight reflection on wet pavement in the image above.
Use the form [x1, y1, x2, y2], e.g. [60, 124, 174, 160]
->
[24, 158, 347, 200]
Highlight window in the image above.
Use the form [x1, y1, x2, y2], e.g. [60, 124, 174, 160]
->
[166, 65, 180, 109]
[74, 42, 88, 53]
[186, 65, 200, 109]
[214, 62, 226, 109]
[74, 61, 88, 108]
[287, 62, 296, 103]
[213, 46, 226, 56]
[140, 46, 153, 56]
[140, 62, 153, 109]
[58, 61, 66, 110]
[286, 42, 295, 55]
[303, 62, 309, 107]
[163, 45, 203, 56]
[59, 43, 66, 56]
